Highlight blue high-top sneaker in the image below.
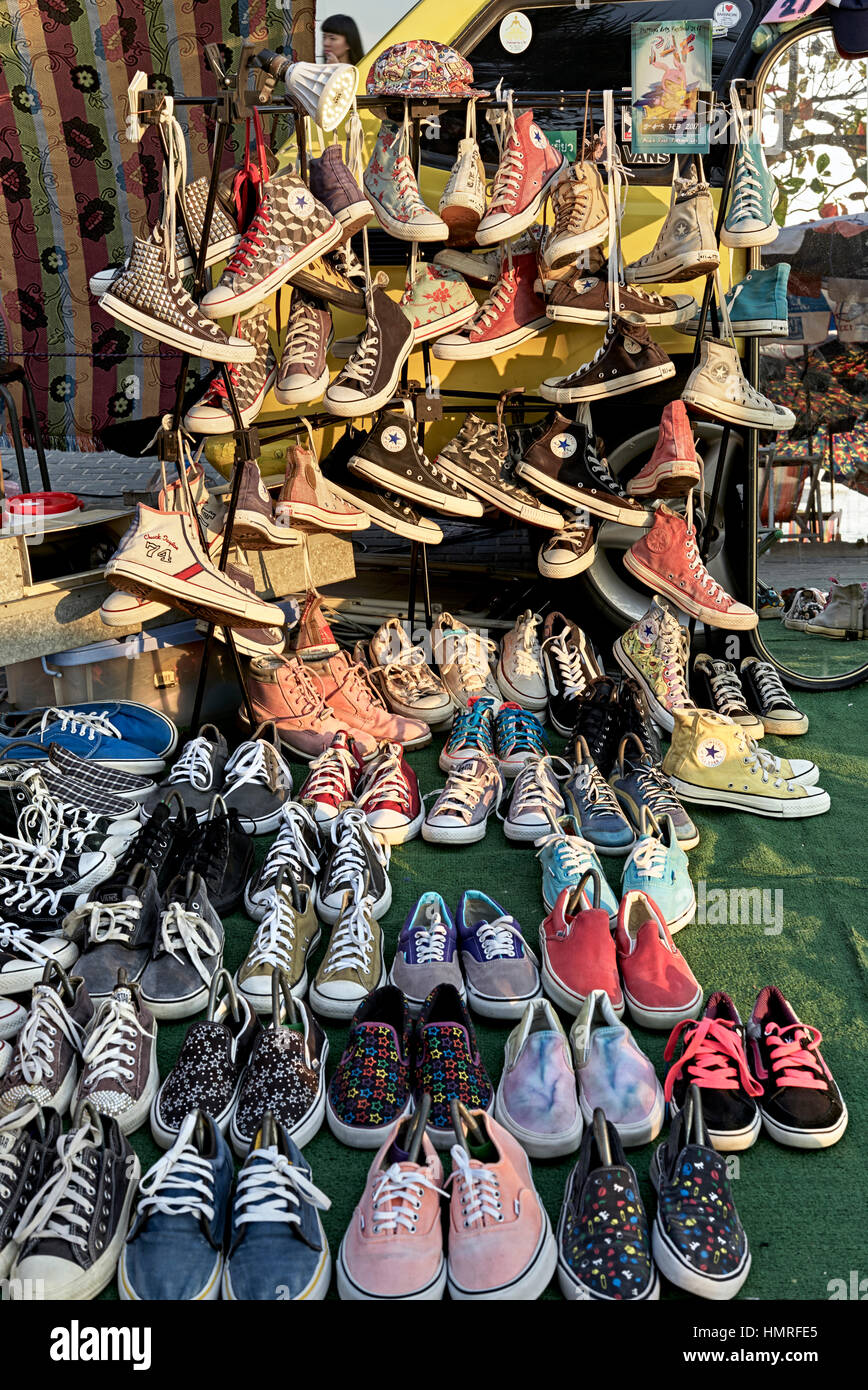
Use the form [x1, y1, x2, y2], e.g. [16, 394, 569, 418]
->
[679, 264, 789, 338]
[722, 89, 780, 248]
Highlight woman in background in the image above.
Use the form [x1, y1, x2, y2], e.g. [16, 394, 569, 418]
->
[321, 15, 364, 65]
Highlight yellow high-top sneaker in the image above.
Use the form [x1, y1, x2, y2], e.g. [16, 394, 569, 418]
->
[663, 710, 829, 818]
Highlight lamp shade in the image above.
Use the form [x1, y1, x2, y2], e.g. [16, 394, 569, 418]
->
[285, 61, 358, 130]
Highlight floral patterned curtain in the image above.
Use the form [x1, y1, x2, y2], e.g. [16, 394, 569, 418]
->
[0, 0, 291, 451]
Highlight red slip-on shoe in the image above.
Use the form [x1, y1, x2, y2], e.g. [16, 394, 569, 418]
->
[540, 872, 624, 1019]
[615, 890, 702, 1031]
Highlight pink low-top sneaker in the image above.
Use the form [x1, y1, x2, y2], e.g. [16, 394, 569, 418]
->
[495, 998, 582, 1159]
[615, 891, 702, 1031]
[569, 988, 665, 1147]
[337, 1114, 447, 1301]
[446, 1108, 557, 1300]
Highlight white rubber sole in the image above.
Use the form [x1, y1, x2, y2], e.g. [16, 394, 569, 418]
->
[494, 1085, 582, 1158]
[316, 880, 391, 925]
[119, 1247, 223, 1301]
[623, 551, 758, 630]
[623, 982, 703, 1031]
[0, 1004, 24, 1041]
[236, 934, 320, 1013]
[669, 1093, 761, 1153]
[200, 219, 343, 318]
[545, 222, 608, 265]
[0, 940, 79, 996]
[548, 300, 695, 327]
[540, 361, 676, 404]
[466, 979, 542, 1020]
[432, 317, 551, 360]
[504, 817, 556, 843]
[580, 1082, 665, 1148]
[98, 294, 257, 363]
[337, 1242, 446, 1301]
[804, 623, 867, 640]
[626, 250, 720, 285]
[681, 388, 791, 432]
[364, 194, 447, 242]
[652, 1213, 751, 1300]
[422, 818, 490, 845]
[679, 316, 788, 337]
[275, 499, 368, 532]
[149, 1081, 238, 1151]
[541, 956, 624, 1019]
[447, 1211, 558, 1300]
[106, 558, 282, 629]
[363, 807, 425, 845]
[538, 539, 597, 580]
[273, 364, 331, 407]
[230, 1046, 327, 1160]
[409, 301, 480, 343]
[495, 661, 548, 713]
[669, 775, 830, 818]
[475, 159, 568, 246]
[626, 460, 700, 497]
[308, 966, 387, 1021]
[721, 223, 779, 249]
[324, 330, 416, 417]
[184, 368, 277, 433]
[14, 1162, 139, 1300]
[347, 456, 482, 518]
[760, 1101, 848, 1150]
[761, 713, 810, 736]
[224, 1242, 331, 1300]
[326, 1095, 413, 1149]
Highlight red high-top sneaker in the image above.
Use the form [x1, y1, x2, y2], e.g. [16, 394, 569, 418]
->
[432, 252, 550, 360]
[476, 110, 567, 245]
[624, 505, 758, 630]
[627, 401, 702, 499]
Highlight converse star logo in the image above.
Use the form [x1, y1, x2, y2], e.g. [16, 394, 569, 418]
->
[572, 276, 597, 294]
[697, 737, 726, 769]
[529, 124, 546, 147]
[711, 363, 730, 383]
[550, 432, 577, 458]
[673, 218, 690, 240]
[293, 190, 314, 219]
[381, 426, 407, 452]
[637, 617, 659, 645]
[623, 336, 642, 355]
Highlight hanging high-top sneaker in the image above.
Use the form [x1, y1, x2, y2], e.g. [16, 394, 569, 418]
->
[325, 286, 415, 417]
[476, 110, 567, 245]
[612, 596, 695, 734]
[231, 459, 300, 550]
[274, 290, 333, 406]
[399, 264, 477, 342]
[677, 265, 790, 338]
[309, 142, 373, 243]
[516, 414, 649, 526]
[544, 160, 609, 266]
[537, 238, 606, 293]
[541, 315, 675, 403]
[203, 555, 288, 661]
[276, 443, 370, 533]
[627, 400, 701, 498]
[288, 245, 366, 314]
[624, 163, 719, 285]
[803, 581, 866, 639]
[183, 303, 276, 434]
[200, 174, 342, 318]
[434, 411, 563, 529]
[439, 106, 487, 246]
[348, 405, 482, 518]
[624, 505, 758, 631]
[722, 90, 780, 248]
[682, 339, 795, 431]
[546, 273, 696, 326]
[432, 251, 550, 360]
[364, 119, 448, 241]
[101, 227, 256, 362]
[663, 711, 829, 818]
[104, 504, 285, 630]
[289, 589, 339, 662]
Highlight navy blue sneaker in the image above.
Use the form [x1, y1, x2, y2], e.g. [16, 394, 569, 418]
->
[564, 736, 635, 856]
[389, 892, 464, 1013]
[0, 702, 178, 759]
[455, 890, 541, 1020]
[610, 733, 699, 850]
[224, 1114, 331, 1300]
[119, 1109, 233, 1300]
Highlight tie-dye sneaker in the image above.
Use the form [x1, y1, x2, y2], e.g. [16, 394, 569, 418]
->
[414, 984, 493, 1149]
[326, 985, 413, 1149]
[570, 989, 664, 1147]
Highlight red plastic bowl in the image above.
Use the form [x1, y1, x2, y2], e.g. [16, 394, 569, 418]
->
[5, 491, 84, 515]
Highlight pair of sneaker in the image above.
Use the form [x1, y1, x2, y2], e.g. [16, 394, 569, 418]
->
[143, 720, 293, 834]
[299, 731, 423, 845]
[440, 696, 547, 779]
[121, 1108, 331, 1301]
[362, 617, 454, 727]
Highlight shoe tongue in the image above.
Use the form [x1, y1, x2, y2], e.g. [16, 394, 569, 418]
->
[467, 1138, 496, 1162]
[112, 982, 133, 1007]
[386, 1138, 411, 1165]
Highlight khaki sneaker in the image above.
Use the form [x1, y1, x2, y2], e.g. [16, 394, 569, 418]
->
[544, 161, 608, 266]
[663, 710, 830, 818]
[439, 132, 487, 247]
[288, 248, 366, 314]
[309, 890, 385, 1020]
[624, 164, 719, 285]
[682, 339, 795, 431]
[237, 870, 321, 1011]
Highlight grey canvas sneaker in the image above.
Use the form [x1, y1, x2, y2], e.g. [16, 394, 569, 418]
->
[201, 173, 342, 318]
[422, 755, 504, 845]
[184, 302, 277, 433]
[624, 163, 719, 285]
[434, 412, 563, 528]
[803, 581, 866, 639]
[0, 963, 93, 1116]
[309, 143, 373, 242]
[324, 286, 415, 417]
[0, 1104, 63, 1281]
[221, 722, 294, 836]
[72, 972, 159, 1134]
[274, 290, 334, 406]
[63, 863, 162, 1000]
[389, 892, 465, 1013]
[682, 338, 795, 431]
[139, 872, 224, 1021]
[144, 724, 229, 821]
[431, 611, 502, 711]
[244, 802, 322, 921]
[502, 755, 569, 843]
[456, 891, 541, 1019]
[232, 458, 301, 550]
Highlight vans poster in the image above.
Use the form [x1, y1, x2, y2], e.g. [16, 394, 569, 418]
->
[631, 20, 713, 154]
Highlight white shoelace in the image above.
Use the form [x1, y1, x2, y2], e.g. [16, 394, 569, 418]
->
[224, 738, 293, 799]
[245, 891, 299, 972]
[571, 762, 624, 819]
[326, 807, 390, 887]
[448, 1148, 503, 1227]
[684, 528, 728, 603]
[431, 760, 499, 824]
[235, 1148, 331, 1227]
[0, 924, 60, 967]
[551, 507, 592, 551]
[282, 300, 325, 371]
[371, 1162, 447, 1235]
[475, 915, 528, 961]
[136, 1112, 217, 1222]
[749, 663, 796, 712]
[79, 993, 155, 1089]
[13, 986, 86, 1088]
[395, 154, 429, 216]
[157, 902, 221, 986]
[255, 803, 320, 894]
[302, 741, 358, 806]
[621, 761, 684, 820]
[63, 897, 142, 946]
[505, 755, 568, 822]
[472, 269, 516, 334]
[38, 708, 122, 743]
[379, 657, 441, 700]
[167, 736, 218, 791]
[535, 829, 596, 877]
[14, 1114, 102, 1250]
[507, 612, 543, 679]
[543, 631, 588, 700]
[410, 900, 451, 964]
[730, 145, 767, 224]
[441, 631, 496, 697]
[342, 317, 380, 387]
[0, 874, 65, 918]
[657, 621, 693, 710]
[704, 661, 749, 716]
[0, 1103, 40, 1200]
[626, 835, 668, 881]
[739, 735, 801, 789]
[489, 124, 524, 213]
[0, 835, 64, 880]
[321, 895, 376, 977]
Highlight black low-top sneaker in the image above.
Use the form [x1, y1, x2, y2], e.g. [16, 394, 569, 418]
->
[0, 833, 115, 899]
[230, 984, 327, 1159]
[540, 611, 602, 736]
[62, 863, 162, 1000]
[113, 794, 195, 892]
[565, 675, 622, 777]
[650, 1084, 750, 1300]
[739, 658, 809, 737]
[139, 871, 224, 1021]
[0, 919, 79, 997]
[663, 993, 763, 1152]
[150, 969, 260, 1149]
[0, 1104, 63, 1280]
[178, 795, 254, 916]
[12, 1100, 140, 1300]
[746, 986, 848, 1149]
[349, 407, 483, 518]
[558, 1108, 657, 1301]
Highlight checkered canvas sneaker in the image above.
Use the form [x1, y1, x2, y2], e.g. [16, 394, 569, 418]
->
[201, 174, 342, 319]
[184, 303, 277, 433]
[101, 227, 255, 363]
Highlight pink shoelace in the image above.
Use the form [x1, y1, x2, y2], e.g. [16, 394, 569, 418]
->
[664, 1017, 763, 1101]
[764, 1022, 829, 1091]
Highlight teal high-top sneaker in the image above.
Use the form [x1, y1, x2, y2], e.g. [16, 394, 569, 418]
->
[722, 87, 780, 248]
[679, 264, 790, 338]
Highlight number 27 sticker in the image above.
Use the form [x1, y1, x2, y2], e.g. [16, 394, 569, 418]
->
[763, 0, 826, 22]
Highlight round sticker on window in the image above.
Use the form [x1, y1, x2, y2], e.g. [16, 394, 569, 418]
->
[697, 737, 727, 769]
[381, 425, 407, 453]
[713, 2, 741, 29]
[500, 11, 532, 54]
[549, 432, 577, 459]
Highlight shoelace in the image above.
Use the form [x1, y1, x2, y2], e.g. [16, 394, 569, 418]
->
[357, 752, 413, 816]
[497, 707, 546, 758]
[280, 661, 335, 721]
[431, 760, 499, 823]
[157, 901, 222, 985]
[201, 363, 240, 405]
[136, 1112, 217, 1221]
[224, 738, 293, 799]
[224, 193, 273, 276]
[566, 325, 617, 380]
[303, 741, 358, 806]
[657, 620, 693, 710]
[245, 891, 300, 972]
[448, 1148, 504, 1227]
[0, 923, 61, 967]
[553, 174, 591, 234]
[764, 1022, 829, 1090]
[703, 661, 749, 716]
[235, 1147, 331, 1227]
[551, 508, 593, 552]
[409, 900, 451, 964]
[379, 655, 442, 700]
[282, 300, 324, 372]
[80, 994, 155, 1089]
[321, 894, 376, 976]
[729, 144, 769, 224]
[0, 1102, 40, 1200]
[14, 801, 96, 861]
[472, 269, 516, 334]
[583, 438, 626, 496]
[15, 770, 120, 837]
[626, 833, 668, 881]
[447, 701, 495, 755]
[14, 1115, 102, 1251]
[622, 759, 684, 820]
[0, 874, 65, 918]
[167, 736, 218, 791]
[441, 631, 497, 697]
[12, 987, 86, 1089]
[371, 1162, 446, 1235]
[489, 123, 524, 212]
[341, 314, 380, 387]
[749, 662, 797, 712]
[508, 613, 543, 679]
[663, 1017, 762, 1101]
[734, 734, 799, 790]
[38, 708, 122, 743]
[535, 829, 596, 881]
[542, 631, 589, 701]
[504, 755, 568, 822]
[326, 806, 390, 889]
[475, 915, 527, 961]
[571, 761, 624, 820]
[63, 897, 143, 947]
[395, 153, 429, 215]
[255, 803, 320, 893]
[340, 661, 390, 717]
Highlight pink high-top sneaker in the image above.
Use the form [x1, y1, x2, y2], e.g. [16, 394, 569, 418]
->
[314, 650, 431, 750]
[245, 654, 377, 760]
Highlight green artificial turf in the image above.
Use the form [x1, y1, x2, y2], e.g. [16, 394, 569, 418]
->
[121, 679, 868, 1302]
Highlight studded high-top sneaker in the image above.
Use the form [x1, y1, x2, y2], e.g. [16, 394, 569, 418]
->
[624, 163, 719, 285]
[325, 286, 415, 417]
[625, 506, 758, 631]
[613, 596, 695, 734]
[364, 119, 448, 241]
[432, 251, 550, 359]
[476, 109, 567, 245]
[682, 339, 795, 431]
[544, 160, 608, 265]
[200, 174, 342, 318]
[541, 315, 675, 402]
[101, 228, 255, 362]
[348, 406, 483, 518]
[517, 414, 649, 526]
[627, 400, 701, 498]
[183, 303, 277, 433]
[274, 290, 334, 406]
